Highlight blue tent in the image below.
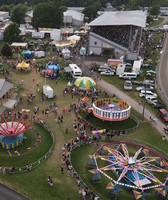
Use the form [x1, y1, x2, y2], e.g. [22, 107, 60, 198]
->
[22, 50, 32, 59]
[46, 63, 60, 71]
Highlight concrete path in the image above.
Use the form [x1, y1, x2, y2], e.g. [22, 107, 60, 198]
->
[156, 32, 168, 109]
[0, 183, 28, 200]
[82, 64, 168, 139]
[96, 78, 168, 139]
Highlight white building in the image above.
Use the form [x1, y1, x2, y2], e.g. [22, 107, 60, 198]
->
[25, 11, 33, 24]
[88, 11, 146, 58]
[0, 11, 10, 21]
[63, 10, 84, 27]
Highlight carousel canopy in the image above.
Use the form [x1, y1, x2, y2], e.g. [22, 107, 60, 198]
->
[74, 76, 96, 89]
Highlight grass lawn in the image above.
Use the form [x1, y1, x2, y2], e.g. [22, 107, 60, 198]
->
[148, 18, 164, 27]
[0, 123, 53, 167]
[0, 47, 166, 199]
[71, 116, 168, 200]
[79, 110, 138, 130]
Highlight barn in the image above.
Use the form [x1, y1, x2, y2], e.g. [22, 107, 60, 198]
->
[88, 10, 147, 59]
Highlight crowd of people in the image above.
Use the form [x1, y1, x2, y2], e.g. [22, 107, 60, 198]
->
[92, 25, 138, 49]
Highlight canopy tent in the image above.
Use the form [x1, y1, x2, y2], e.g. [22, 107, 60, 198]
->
[21, 50, 32, 59]
[82, 96, 89, 102]
[16, 61, 30, 70]
[3, 99, 17, 109]
[46, 63, 60, 71]
[74, 76, 96, 90]
[11, 42, 28, 48]
[67, 35, 80, 41]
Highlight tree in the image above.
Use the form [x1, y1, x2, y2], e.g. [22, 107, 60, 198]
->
[32, 2, 63, 29]
[150, 5, 160, 16]
[11, 3, 27, 24]
[0, 5, 10, 12]
[3, 23, 21, 44]
[1, 43, 12, 57]
[83, 1, 101, 21]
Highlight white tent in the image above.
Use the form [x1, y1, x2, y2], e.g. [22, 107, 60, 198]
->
[67, 35, 80, 41]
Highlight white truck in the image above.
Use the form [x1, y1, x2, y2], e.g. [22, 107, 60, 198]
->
[34, 51, 45, 58]
[43, 85, 54, 98]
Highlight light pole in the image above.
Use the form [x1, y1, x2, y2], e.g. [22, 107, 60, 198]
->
[79, 47, 86, 73]
[141, 85, 146, 121]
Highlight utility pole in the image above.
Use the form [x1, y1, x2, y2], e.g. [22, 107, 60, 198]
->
[141, 86, 146, 121]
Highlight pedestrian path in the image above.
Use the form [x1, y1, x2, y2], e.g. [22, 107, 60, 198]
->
[97, 79, 168, 139]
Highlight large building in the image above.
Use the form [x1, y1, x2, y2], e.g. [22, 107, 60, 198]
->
[63, 10, 84, 27]
[88, 11, 147, 59]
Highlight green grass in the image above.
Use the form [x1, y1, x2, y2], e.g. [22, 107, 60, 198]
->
[71, 144, 167, 200]
[149, 18, 164, 27]
[0, 123, 53, 167]
[79, 110, 138, 130]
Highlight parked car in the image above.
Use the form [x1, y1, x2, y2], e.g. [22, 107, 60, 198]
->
[152, 102, 163, 108]
[145, 96, 158, 104]
[136, 85, 154, 91]
[119, 72, 137, 79]
[139, 90, 157, 98]
[158, 108, 168, 122]
[142, 63, 152, 68]
[143, 80, 155, 87]
[100, 70, 115, 76]
[124, 80, 133, 90]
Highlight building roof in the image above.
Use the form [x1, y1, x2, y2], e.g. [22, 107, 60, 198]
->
[64, 10, 84, 22]
[67, 7, 85, 12]
[0, 79, 13, 98]
[89, 11, 147, 27]
[26, 11, 33, 18]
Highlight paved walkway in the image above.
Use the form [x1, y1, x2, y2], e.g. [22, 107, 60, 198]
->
[0, 183, 28, 200]
[156, 32, 168, 109]
[96, 78, 168, 139]
[82, 63, 168, 139]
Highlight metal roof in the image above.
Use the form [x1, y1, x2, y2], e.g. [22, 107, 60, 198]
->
[0, 79, 13, 98]
[64, 10, 84, 21]
[89, 11, 147, 27]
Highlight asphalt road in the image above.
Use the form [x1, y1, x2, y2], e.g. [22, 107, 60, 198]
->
[0, 183, 28, 200]
[82, 60, 168, 140]
[156, 32, 168, 108]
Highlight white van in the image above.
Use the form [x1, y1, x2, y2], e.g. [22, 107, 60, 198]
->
[69, 64, 82, 79]
[139, 90, 157, 98]
[119, 72, 137, 79]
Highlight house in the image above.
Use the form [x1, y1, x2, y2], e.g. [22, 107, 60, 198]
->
[0, 11, 10, 21]
[0, 79, 18, 113]
[25, 11, 33, 24]
[63, 10, 84, 27]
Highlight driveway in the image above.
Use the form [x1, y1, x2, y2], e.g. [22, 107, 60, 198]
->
[82, 60, 168, 139]
[156, 32, 168, 109]
[0, 183, 28, 200]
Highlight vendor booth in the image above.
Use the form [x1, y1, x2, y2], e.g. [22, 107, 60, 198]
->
[21, 50, 32, 59]
[44, 62, 60, 79]
[43, 85, 54, 98]
[16, 61, 30, 71]
[62, 48, 71, 59]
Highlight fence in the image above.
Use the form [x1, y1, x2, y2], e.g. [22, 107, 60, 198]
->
[3, 121, 55, 174]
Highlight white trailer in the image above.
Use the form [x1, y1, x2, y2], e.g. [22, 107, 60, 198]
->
[34, 51, 45, 58]
[32, 31, 44, 39]
[43, 85, 54, 99]
[62, 48, 71, 59]
[69, 64, 82, 79]
[132, 60, 142, 75]
[116, 64, 126, 76]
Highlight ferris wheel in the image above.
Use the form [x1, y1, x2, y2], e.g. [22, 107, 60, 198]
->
[89, 142, 168, 192]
